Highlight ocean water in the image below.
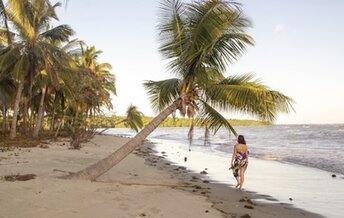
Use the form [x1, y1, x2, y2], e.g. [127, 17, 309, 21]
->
[106, 124, 344, 218]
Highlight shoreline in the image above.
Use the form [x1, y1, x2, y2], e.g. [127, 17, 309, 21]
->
[138, 137, 325, 218]
[0, 134, 325, 218]
[148, 136, 344, 218]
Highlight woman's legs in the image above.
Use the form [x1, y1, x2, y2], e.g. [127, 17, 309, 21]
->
[235, 176, 240, 188]
[238, 167, 247, 190]
[232, 163, 240, 187]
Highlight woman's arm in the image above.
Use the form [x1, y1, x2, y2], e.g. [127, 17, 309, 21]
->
[246, 146, 249, 162]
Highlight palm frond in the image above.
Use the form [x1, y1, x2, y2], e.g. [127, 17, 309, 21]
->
[12, 52, 29, 81]
[197, 99, 237, 136]
[96, 63, 112, 71]
[0, 28, 16, 44]
[205, 73, 295, 121]
[124, 104, 144, 132]
[158, 0, 188, 75]
[184, 0, 253, 75]
[0, 45, 21, 74]
[6, 0, 36, 41]
[40, 24, 74, 42]
[61, 39, 83, 58]
[194, 65, 224, 89]
[205, 31, 254, 72]
[34, 0, 61, 32]
[143, 78, 181, 113]
[0, 78, 16, 104]
[158, 0, 253, 81]
[48, 2, 62, 20]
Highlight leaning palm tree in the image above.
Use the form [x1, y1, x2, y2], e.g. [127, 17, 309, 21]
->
[65, 0, 294, 180]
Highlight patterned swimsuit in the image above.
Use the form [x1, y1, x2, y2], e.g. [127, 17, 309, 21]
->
[232, 151, 248, 177]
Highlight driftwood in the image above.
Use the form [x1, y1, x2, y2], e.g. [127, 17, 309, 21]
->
[4, 174, 37, 181]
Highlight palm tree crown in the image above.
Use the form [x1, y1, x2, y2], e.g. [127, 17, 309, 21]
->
[145, 0, 293, 136]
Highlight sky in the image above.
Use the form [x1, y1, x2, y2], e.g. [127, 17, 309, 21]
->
[55, 0, 344, 124]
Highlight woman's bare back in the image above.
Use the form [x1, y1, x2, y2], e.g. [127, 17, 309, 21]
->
[235, 143, 248, 154]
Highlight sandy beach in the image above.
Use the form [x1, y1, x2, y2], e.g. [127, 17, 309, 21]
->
[0, 134, 324, 218]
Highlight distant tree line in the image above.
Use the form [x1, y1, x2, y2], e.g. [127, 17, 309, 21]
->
[84, 116, 271, 128]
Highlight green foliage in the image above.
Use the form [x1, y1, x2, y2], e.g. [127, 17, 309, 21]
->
[0, 0, 117, 139]
[0, 0, 288, 143]
[82, 115, 270, 128]
[143, 0, 294, 137]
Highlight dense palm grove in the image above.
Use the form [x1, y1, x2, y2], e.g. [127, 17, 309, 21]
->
[0, 0, 118, 139]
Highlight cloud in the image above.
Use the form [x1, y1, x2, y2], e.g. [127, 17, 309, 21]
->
[274, 24, 286, 35]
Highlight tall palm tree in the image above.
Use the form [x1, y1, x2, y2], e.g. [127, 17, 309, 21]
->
[64, 0, 294, 180]
[0, 0, 74, 139]
[74, 45, 116, 119]
[31, 38, 79, 138]
[32, 71, 49, 138]
[40, 39, 81, 133]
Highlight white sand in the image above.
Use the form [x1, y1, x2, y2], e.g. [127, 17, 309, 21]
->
[0, 135, 324, 218]
[0, 135, 221, 218]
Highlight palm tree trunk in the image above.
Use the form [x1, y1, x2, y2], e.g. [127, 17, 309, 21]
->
[64, 99, 181, 180]
[29, 109, 34, 131]
[21, 99, 28, 134]
[54, 118, 63, 138]
[50, 94, 58, 132]
[49, 95, 56, 132]
[2, 105, 7, 132]
[10, 78, 24, 139]
[33, 86, 47, 138]
[55, 108, 67, 138]
[5, 106, 9, 131]
[50, 112, 55, 132]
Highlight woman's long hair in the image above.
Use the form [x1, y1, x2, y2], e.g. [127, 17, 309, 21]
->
[238, 135, 246, 144]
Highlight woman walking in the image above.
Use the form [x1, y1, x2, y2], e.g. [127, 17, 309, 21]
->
[231, 135, 249, 190]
